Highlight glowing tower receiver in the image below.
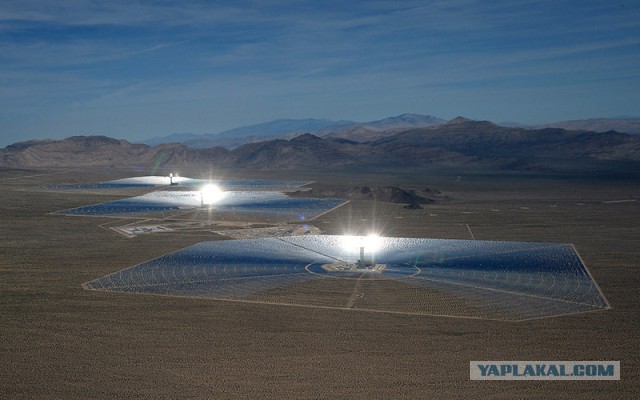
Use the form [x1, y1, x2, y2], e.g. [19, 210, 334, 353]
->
[340, 234, 385, 271]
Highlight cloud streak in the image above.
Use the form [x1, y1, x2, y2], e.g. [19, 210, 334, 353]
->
[0, 0, 639, 145]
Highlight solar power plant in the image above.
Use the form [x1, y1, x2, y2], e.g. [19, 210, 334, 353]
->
[56, 190, 345, 220]
[50, 175, 343, 220]
[84, 235, 610, 321]
[102, 176, 314, 191]
[40, 175, 313, 192]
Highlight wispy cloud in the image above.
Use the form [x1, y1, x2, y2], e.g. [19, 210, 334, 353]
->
[1, 0, 639, 145]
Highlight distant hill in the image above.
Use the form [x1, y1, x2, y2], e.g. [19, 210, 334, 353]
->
[374, 118, 640, 163]
[3, 119, 640, 172]
[537, 118, 640, 134]
[142, 132, 203, 147]
[0, 136, 227, 169]
[321, 114, 445, 142]
[141, 114, 445, 149]
[348, 113, 445, 131]
[142, 118, 356, 149]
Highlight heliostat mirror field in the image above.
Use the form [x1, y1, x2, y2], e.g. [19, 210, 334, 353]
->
[57, 190, 344, 220]
[52, 175, 344, 221]
[84, 235, 610, 321]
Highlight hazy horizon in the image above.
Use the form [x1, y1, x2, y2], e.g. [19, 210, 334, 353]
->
[1, 1, 639, 147]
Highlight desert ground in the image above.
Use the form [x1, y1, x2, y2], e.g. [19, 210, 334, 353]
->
[1, 167, 638, 398]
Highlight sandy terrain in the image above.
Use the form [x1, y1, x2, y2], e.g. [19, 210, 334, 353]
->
[1, 167, 638, 398]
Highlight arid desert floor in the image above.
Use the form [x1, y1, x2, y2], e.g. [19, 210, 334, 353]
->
[1, 167, 638, 398]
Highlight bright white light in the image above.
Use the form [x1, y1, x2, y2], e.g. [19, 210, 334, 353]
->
[340, 234, 383, 253]
[200, 184, 225, 206]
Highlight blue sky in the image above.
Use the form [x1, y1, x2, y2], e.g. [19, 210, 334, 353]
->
[1, 0, 639, 146]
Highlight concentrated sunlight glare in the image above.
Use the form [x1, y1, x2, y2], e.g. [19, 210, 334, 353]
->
[340, 233, 383, 253]
[200, 184, 225, 206]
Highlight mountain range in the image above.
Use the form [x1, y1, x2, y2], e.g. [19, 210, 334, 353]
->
[3, 118, 640, 174]
[142, 114, 446, 149]
[141, 114, 640, 149]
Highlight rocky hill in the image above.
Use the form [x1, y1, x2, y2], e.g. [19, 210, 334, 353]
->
[291, 184, 442, 204]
